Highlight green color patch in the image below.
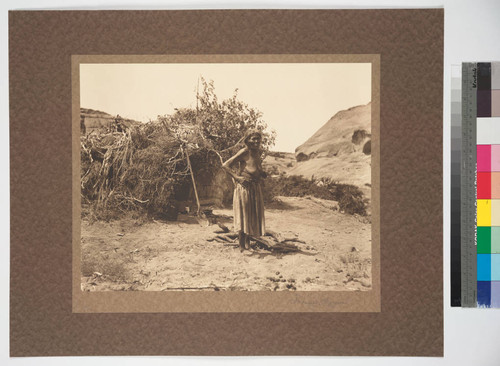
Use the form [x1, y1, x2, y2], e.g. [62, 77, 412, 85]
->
[477, 226, 492, 254]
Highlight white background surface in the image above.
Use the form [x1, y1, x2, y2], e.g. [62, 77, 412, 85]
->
[2, 0, 500, 365]
[477, 118, 500, 144]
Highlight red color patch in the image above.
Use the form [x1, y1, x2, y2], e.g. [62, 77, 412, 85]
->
[477, 172, 492, 199]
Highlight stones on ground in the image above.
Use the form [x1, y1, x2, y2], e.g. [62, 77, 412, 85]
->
[268, 275, 299, 288]
[357, 279, 371, 288]
[343, 275, 354, 284]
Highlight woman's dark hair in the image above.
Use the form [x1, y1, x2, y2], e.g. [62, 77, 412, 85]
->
[243, 129, 262, 145]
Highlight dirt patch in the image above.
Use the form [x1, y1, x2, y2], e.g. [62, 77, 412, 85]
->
[81, 196, 372, 292]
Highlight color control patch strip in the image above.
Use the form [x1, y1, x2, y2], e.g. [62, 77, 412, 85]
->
[476, 62, 500, 307]
[458, 62, 500, 308]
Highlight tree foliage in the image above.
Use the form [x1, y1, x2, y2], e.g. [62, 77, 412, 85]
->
[158, 78, 276, 157]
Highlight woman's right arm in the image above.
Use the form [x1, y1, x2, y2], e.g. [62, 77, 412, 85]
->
[222, 148, 247, 183]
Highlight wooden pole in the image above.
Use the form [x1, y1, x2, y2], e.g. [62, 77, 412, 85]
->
[196, 75, 200, 116]
[182, 144, 201, 216]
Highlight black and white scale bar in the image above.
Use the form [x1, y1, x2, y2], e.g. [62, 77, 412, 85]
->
[461, 63, 478, 308]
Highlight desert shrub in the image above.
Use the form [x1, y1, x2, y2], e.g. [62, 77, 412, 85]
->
[333, 184, 367, 216]
[263, 175, 332, 201]
[263, 175, 367, 216]
[267, 151, 288, 158]
[266, 165, 280, 176]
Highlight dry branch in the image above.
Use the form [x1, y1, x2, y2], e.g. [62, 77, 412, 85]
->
[282, 238, 306, 244]
[162, 286, 220, 291]
[215, 235, 233, 243]
[217, 223, 230, 233]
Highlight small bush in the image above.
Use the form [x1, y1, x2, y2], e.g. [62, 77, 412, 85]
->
[263, 175, 367, 216]
[340, 252, 360, 264]
[267, 151, 287, 158]
[333, 183, 368, 216]
[266, 165, 280, 176]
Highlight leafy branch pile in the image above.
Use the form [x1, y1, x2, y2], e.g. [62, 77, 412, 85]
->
[81, 78, 275, 221]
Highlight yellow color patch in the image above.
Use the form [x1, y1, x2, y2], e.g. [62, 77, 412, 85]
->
[477, 199, 491, 227]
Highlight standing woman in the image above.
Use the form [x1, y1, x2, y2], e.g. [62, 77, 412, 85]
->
[222, 129, 267, 251]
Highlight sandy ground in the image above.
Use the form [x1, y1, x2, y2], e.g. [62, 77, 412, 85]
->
[81, 196, 372, 292]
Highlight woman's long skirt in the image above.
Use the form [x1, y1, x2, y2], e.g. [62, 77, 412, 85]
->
[233, 181, 265, 237]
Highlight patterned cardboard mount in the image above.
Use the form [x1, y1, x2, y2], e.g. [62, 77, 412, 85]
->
[9, 9, 443, 356]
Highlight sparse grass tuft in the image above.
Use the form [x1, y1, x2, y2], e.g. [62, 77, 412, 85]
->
[81, 252, 131, 282]
[340, 252, 371, 280]
[340, 252, 360, 264]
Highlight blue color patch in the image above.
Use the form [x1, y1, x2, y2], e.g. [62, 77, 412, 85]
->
[477, 281, 491, 308]
[477, 254, 492, 281]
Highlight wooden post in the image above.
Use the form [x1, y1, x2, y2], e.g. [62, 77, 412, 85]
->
[182, 144, 201, 216]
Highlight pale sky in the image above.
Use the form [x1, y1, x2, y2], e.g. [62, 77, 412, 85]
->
[80, 63, 371, 152]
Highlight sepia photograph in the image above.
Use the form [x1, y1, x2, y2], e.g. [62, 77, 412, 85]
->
[77, 57, 376, 295]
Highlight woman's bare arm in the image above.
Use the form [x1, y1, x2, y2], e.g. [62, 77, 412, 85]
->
[222, 148, 248, 182]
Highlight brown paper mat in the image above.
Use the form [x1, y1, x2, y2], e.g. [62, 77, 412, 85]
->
[10, 9, 443, 356]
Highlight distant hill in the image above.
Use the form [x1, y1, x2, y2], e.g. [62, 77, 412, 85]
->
[262, 151, 296, 176]
[295, 102, 371, 161]
[80, 108, 142, 135]
[285, 102, 372, 188]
